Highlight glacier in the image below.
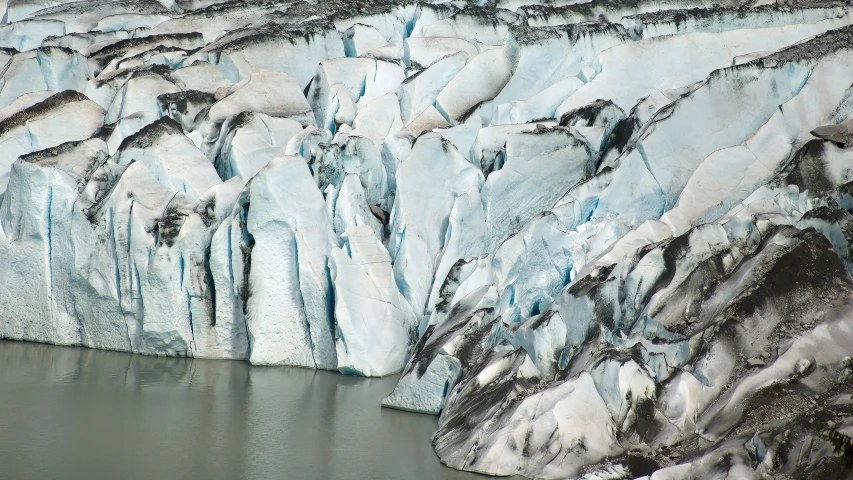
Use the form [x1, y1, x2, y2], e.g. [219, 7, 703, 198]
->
[3, 0, 853, 478]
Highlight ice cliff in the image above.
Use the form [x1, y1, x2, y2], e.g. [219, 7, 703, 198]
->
[2, 0, 853, 478]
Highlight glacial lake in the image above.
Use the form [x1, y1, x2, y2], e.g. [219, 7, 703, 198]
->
[0, 340, 491, 480]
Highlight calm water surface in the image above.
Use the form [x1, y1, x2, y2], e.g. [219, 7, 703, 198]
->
[0, 340, 492, 480]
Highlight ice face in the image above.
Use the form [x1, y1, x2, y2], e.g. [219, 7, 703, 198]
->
[214, 112, 303, 181]
[88, 33, 205, 78]
[307, 57, 404, 133]
[330, 225, 417, 376]
[0, 47, 90, 108]
[243, 154, 338, 368]
[399, 51, 468, 124]
[208, 72, 314, 125]
[188, 19, 344, 87]
[557, 15, 853, 117]
[388, 133, 483, 316]
[433, 47, 512, 125]
[3, 1, 853, 478]
[22, 0, 172, 34]
[481, 126, 592, 250]
[342, 23, 388, 58]
[0, 19, 64, 51]
[0, 91, 105, 194]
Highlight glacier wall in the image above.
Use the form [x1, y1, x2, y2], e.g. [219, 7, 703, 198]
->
[3, 0, 853, 478]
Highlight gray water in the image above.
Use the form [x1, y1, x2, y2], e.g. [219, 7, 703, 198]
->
[0, 340, 490, 480]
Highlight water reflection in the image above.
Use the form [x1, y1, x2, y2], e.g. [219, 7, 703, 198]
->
[0, 341, 489, 480]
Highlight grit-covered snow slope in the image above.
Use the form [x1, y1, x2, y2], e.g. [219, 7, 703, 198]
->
[3, 0, 853, 478]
